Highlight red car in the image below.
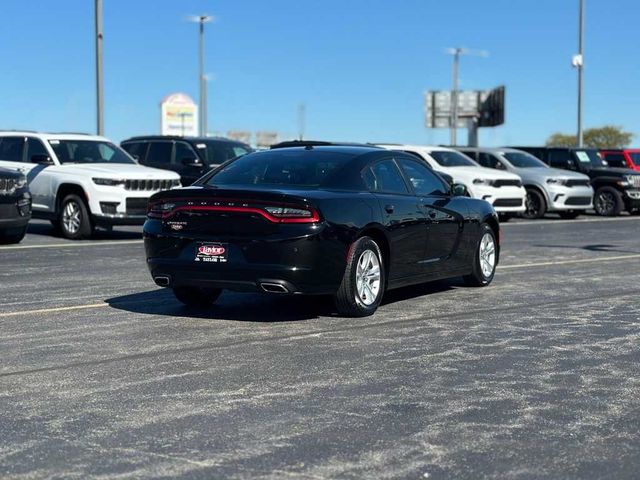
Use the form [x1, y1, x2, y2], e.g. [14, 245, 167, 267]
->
[600, 149, 640, 172]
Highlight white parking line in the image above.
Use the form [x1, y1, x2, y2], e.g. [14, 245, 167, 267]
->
[498, 253, 640, 270]
[503, 216, 640, 227]
[0, 303, 108, 318]
[0, 240, 143, 251]
[0, 253, 638, 319]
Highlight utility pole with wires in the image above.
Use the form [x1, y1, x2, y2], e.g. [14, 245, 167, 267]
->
[445, 47, 488, 146]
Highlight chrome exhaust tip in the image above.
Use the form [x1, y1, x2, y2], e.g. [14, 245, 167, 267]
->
[260, 282, 289, 294]
[154, 275, 171, 287]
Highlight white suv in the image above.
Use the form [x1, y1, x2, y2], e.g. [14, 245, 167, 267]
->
[0, 132, 181, 239]
[378, 145, 527, 219]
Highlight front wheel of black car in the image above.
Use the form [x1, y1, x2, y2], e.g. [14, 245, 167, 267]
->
[0, 226, 27, 245]
[594, 187, 623, 216]
[172, 286, 222, 307]
[335, 236, 385, 317]
[464, 224, 497, 287]
[523, 188, 546, 219]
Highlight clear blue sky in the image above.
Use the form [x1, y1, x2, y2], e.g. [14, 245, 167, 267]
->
[0, 0, 637, 146]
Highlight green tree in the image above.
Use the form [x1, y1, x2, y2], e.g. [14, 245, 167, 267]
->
[545, 125, 634, 149]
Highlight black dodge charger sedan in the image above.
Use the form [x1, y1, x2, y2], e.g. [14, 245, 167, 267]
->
[0, 167, 31, 244]
[144, 144, 500, 317]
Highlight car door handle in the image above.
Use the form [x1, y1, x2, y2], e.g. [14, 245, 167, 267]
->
[384, 204, 395, 214]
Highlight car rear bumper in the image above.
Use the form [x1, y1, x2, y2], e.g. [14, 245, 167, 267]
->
[143, 221, 348, 295]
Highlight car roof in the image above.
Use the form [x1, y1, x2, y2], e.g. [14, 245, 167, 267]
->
[260, 145, 382, 155]
[0, 131, 109, 141]
[377, 144, 459, 153]
[122, 135, 249, 144]
[457, 146, 524, 154]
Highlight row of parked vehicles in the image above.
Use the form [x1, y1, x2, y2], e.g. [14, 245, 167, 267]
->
[0, 130, 639, 244]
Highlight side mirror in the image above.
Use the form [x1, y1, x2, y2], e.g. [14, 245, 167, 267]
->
[451, 183, 469, 197]
[31, 154, 53, 165]
[181, 157, 202, 167]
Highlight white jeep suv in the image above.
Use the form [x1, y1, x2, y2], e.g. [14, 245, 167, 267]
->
[0, 132, 181, 239]
[378, 144, 527, 219]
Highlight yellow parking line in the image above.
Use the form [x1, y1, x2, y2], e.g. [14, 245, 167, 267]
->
[499, 253, 640, 270]
[0, 240, 143, 251]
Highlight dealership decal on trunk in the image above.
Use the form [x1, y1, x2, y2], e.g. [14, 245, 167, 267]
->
[195, 243, 228, 263]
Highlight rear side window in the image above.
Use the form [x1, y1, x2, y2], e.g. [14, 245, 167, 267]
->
[397, 158, 448, 196]
[367, 160, 409, 194]
[175, 142, 199, 162]
[603, 153, 626, 168]
[0, 137, 25, 162]
[146, 142, 173, 165]
[122, 142, 148, 162]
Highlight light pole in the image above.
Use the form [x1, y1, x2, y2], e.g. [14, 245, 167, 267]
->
[445, 48, 487, 146]
[189, 15, 213, 137]
[298, 103, 306, 140]
[574, 0, 585, 147]
[95, 0, 104, 136]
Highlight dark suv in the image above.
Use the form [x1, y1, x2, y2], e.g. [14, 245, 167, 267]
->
[121, 136, 252, 186]
[510, 147, 640, 216]
[0, 167, 31, 243]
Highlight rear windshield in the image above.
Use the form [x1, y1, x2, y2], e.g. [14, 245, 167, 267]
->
[429, 150, 477, 167]
[629, 152, 640, 166]
[204, 150, 353, 188]
[503, 152, 547, 168]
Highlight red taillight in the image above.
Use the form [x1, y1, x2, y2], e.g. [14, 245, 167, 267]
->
[148, 201, 319, 224]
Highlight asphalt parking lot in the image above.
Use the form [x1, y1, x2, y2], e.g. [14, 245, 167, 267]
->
[1, 216, 639, 479]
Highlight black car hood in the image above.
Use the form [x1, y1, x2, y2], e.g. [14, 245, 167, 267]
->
[588, 167, 639, 177]
[0, 166, 23, 180]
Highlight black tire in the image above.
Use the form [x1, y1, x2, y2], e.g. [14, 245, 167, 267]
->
[463, 224, 497, 287]
[594, 187, 623, 216]
[0, 226, 27, 244]
[522, 188, 547, 219]
[334, 236, 385, 317]
[59, 194, 94, 239]
[172, 286, 222, 307]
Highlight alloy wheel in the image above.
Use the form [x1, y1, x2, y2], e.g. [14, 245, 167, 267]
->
[479, 232, 496, 278]
[595, 192, 614, 215]
[355, 249, 381, 306]
[62, 200, 82, 234]
[524, 192, 540, 218]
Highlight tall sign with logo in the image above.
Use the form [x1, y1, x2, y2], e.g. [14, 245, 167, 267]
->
[160, 93, 198, 136]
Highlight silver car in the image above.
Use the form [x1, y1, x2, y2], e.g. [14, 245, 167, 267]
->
[458, 147, 594, 219]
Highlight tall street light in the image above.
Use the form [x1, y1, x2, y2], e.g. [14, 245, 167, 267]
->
[188, 15, 213, 137]
[445, 47, 488, 146]
[573, 0, 585, 147]
[95, 0, 104, 136]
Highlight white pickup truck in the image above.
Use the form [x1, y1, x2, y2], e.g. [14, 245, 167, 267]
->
[0, 132, 181, 239]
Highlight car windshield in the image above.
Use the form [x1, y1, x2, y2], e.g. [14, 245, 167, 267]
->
[204, 150, 353, 188]
[503, 152, 547, 168]
[194, 141, 252, 166]
[629, 152, 640, 166]
[429, 150, 477, 167]
[49, 140, 135, 164]
[575, 149, 607, 168]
